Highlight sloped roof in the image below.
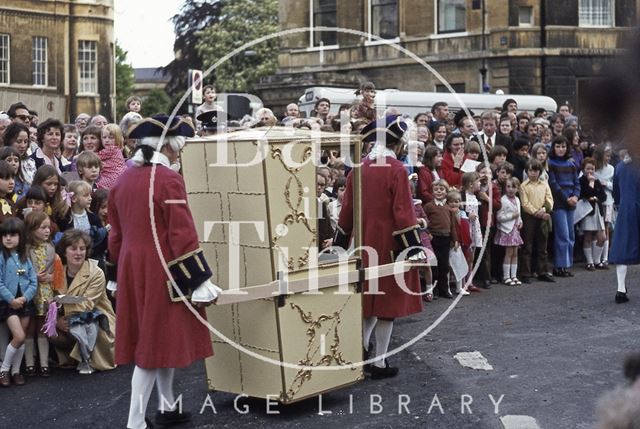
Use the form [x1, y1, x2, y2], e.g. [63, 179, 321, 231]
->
[134, 68, 169, 83]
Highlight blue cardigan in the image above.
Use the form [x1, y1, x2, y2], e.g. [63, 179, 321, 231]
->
[548, 156, 580, 210]
[0, 251, 37, 303]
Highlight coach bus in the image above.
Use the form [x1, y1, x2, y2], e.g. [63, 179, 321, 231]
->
[298, 87, 558, 118]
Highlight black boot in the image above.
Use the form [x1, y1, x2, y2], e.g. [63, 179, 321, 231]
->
[155, 409, 191, 426]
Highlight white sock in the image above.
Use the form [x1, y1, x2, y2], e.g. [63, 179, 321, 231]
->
[617, 265, 628, 293]
[0, 344, 16, 372]
[156, 368, 176, 412]
[373, 320, 393, 368]
[24, 338, 35, 367]
[593, 241, 604, 265]
[127, 366, 157, 429]
[603, 240, 609, 261]
[583, 246, 593, 264]
[0, 323, 9, 362]
[454, 280, 462, 293]
[503, 264, 510, 280]
[11, 344, 25, 375]
[362, 317, 377, 352]
[510, 263, 518, 279]
[37, 336, 49, 368]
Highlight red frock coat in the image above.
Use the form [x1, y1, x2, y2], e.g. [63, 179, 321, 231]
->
[338, 156, 422, 319]
[108, 164, 213, 368]
[416, 166, 439, 205]
[441, 151, 466, 189]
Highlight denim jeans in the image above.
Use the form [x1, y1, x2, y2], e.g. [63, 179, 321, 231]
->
[552, 208, 575, 268]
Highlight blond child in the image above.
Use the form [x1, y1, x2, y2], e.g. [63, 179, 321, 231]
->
[424, 179, 459, 298]
[97, 124, 127, 190]
[24, 211, 56, 377]
[494, 177, 524, 285]
[519, 159, 555, 283]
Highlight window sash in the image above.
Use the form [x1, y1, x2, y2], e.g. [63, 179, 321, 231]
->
[438, 0, 466, 33]
[519, 6, 533, 25]
[579, 0, 613, 27]
[78, 40, 97, 94]
[312, 0, 337, 46]
[371, 0, 398, 39]
[32, 37, 47, 86]
[0, 34, 8, 84]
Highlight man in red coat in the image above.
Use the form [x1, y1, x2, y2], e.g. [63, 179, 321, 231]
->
[335, 115, 424, 379]
[108, 115, 220, 429]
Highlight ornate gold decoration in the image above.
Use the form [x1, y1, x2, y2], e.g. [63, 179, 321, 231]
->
[270, 145, 315, 271]
[286, 299, 356, 398]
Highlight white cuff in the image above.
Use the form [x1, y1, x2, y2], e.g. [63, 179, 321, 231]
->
[106, 281, 117, 292]
[191, 279, 223, 303]
[408, 251, 427, 261]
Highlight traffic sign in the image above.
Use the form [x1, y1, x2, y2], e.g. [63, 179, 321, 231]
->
[190, 69, 203, 104]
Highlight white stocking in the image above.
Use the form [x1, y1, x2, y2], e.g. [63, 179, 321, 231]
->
[617, 265, 628, 293]
[11, 344, 24, 375]
[362, 317, 377, 351]
[374, 320, 394, 368]
[156, 368, 176, 412]
[593, 241, 604, 265]
[127, 366, 157, 429]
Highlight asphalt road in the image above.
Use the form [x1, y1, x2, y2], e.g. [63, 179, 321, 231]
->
[2, 265, 638, 429]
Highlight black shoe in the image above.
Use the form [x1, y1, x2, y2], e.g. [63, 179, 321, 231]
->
[481, 281, 492, 290]
[615, 292, 630, 304]
[439, 289, 454, 299]
[145, 417, 154, 428]
[155, 409, 191, 426]
[564, 269, 574, 277]
[490, 278, 499, 284]
[521, 277, 532, 284]
[537, 273, 556, 283]
[369, 361, 399, 380]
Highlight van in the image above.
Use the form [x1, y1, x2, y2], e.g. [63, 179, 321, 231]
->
[298, 87, 558, 119]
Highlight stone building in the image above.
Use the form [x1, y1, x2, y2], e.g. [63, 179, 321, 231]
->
[133, 68, 169, 98]
[259, 0, 637, 117]
[0, 0, 115, 122]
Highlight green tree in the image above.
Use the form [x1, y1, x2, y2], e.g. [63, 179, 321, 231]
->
[143, 88, 171, 116]
[162, 0, 224, 107]
[196, 0, 278, 92]
[115, 42, 135, 121]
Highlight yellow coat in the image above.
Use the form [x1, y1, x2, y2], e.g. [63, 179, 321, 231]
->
[60, 260, 116, 371]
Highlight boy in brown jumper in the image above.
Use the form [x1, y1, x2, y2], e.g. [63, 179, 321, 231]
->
[424, 179, 459, 298]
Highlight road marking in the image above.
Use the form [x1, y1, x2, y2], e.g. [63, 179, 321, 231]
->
[500, 415, 541, 429]
[453, 351, 494, 370]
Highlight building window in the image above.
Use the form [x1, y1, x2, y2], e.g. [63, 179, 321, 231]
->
[32, 36, 47, 86]
[519, 6, 533, 26]
[0, 34, 9, 84]
[370, 0, 398, 40]
[579, 0, 614, 27]
[311, 0, 337, 46]
[438, 0, 466, 33]
[78, 40, 97, 94]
